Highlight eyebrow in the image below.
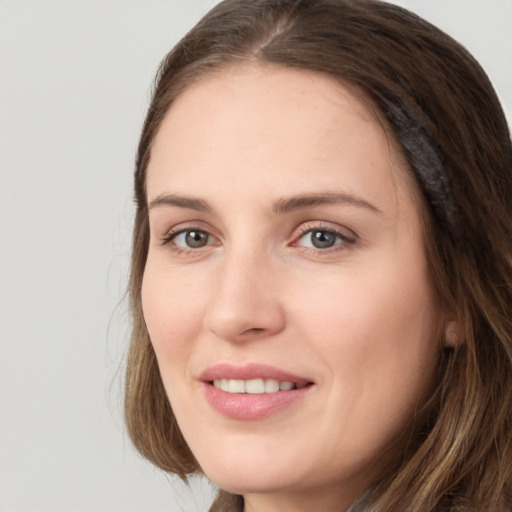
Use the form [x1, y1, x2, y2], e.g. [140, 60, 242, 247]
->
[272, 192, 381, 215]
[148, 193, 213, 213]
[148, 191, 380, 215]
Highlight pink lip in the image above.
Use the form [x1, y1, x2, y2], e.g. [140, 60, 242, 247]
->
[199, 363, 311, 384]
[199, 363, 314, 420]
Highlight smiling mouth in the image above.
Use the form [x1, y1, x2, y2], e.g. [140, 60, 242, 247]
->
[211, 378, 311, 394]
[202, 365, 314, 419]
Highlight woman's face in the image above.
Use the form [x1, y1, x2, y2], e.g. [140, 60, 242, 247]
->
[142, 65, 441, 510]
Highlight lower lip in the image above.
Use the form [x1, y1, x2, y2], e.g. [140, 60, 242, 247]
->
[203, 382, 313, 420]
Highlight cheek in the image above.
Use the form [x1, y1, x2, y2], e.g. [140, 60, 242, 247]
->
[300, 274, 438, 464]
[292, 260, 439, 405]
[141, 263, 206, 360]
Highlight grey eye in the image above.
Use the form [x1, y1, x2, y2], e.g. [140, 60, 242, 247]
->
[173, 230, 211, 248]
[185, 230, 209, 248]
[298, 229, 343, 249]
[310, 230, 338, 248]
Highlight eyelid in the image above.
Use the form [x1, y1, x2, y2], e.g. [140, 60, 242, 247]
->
[155, 219, 357, 255]
[167, 229, 212, 247]
[159, 221, 220, 248]
[290, 221, 357, 252]
[293, 221, 356, 241]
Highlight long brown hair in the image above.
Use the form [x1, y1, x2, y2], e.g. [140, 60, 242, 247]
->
[124, 1, 512, 510]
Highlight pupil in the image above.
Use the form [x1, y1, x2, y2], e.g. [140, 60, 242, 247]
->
[186, 231, 208, 248]
[312, 230, 336, 249]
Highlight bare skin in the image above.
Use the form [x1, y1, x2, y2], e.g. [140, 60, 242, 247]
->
[142, 65, 447, 511]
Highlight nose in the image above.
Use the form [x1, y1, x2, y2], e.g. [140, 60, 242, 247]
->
[203, 249, 286, 343]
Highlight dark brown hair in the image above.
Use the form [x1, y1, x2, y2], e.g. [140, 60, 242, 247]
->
[125, 1, 512, 510]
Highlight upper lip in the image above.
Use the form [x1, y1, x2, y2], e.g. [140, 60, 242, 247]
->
[199, 363, 313, 385]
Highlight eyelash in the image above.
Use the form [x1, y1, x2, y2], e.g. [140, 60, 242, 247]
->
[160, 227, 217, 256]
[293, 224, 356, 253]
[160, 223, 356, 256]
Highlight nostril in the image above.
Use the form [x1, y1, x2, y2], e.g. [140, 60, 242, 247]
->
[238, 326, 266, 337]
[203, 289, 286, 342]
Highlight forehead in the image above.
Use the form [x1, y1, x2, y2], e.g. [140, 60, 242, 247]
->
[146, 64, 414, 216]
[151, 64, 383, 153]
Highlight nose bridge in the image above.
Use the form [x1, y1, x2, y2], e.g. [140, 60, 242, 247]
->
[204, 241, 285, 342]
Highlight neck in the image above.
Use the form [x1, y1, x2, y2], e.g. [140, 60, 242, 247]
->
[243, 484, 371, 512]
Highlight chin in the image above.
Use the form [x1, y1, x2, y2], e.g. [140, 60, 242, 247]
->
[209, 474, 292, 497]
[199, 456, 300, 495]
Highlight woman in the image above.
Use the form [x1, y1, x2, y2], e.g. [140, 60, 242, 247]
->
[124, 1, 512, 510]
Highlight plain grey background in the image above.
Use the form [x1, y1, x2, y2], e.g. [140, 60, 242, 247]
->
[0, 1, 510, 511]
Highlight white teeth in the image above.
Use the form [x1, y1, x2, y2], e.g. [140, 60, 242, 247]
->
[228, 379, 245, 393]
[245, 378, 264, 394]
[279, 381, 294, 391]
[264, 378, 279, 393]
[212, 378, 304, 394]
